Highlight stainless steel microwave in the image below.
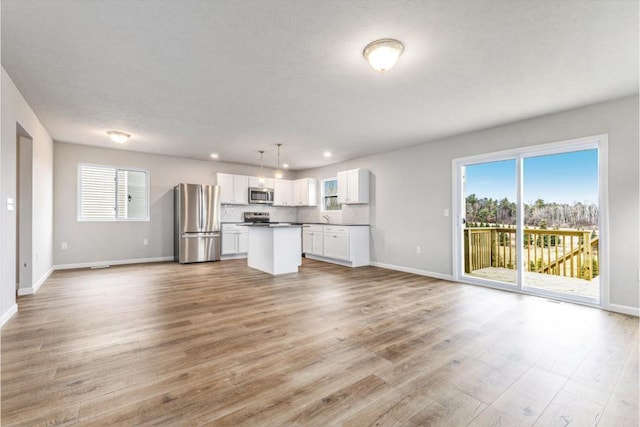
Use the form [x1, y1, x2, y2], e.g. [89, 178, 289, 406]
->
[248, 187, 274, 204]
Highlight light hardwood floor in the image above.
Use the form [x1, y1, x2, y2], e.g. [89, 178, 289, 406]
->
[1, 259, 638, 426]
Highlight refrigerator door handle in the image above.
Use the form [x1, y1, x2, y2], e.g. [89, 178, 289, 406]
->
[199, 185, 204, 231]
[181, 233, 220, 238]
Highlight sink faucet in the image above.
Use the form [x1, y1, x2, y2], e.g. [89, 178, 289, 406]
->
[322, 214, 330, 223]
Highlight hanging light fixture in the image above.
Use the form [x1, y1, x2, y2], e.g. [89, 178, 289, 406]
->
[107, 130, 130, 144]
[363, 39, 404, 72]
[258, 150, 265, 184]
[274, 143, 283, 179]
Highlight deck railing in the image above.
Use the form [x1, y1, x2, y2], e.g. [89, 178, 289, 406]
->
[464, 227, 598, 280]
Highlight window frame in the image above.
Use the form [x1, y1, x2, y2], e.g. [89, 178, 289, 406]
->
[321, 177, 341, 212]
[77, 162, 150, 222]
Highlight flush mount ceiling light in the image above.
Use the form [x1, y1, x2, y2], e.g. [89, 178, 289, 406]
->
[323, 151, 332, 158]
[282, 163, 289, 169]
[107, 130, 130, 144]
[274, 143, 283, 179]
[210, 153, 219, 159]
[363, 38, 404, 72]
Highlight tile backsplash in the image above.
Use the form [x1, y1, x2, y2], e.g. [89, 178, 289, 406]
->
[296, 204, 369, 225]
[221, 204, 297, 223]
[221, 204, 369, 225]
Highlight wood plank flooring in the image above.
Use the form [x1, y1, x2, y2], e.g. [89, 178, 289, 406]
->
[1, 258, 638, 426]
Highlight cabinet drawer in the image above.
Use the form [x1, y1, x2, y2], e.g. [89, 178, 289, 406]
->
[303, 224, 323, 232]
[323, 226, 349, 234]
[222, 223, 248, 232]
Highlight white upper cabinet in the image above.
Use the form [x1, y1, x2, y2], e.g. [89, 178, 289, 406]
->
[248, 177, 274, 189]
[217, 173, 249, 205]
[337, 168, 369, 204]
[273, 179, 293, 206]
[292, 178, 317, 206]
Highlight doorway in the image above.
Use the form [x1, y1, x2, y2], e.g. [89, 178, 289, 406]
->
[454, 135, 606, 306]
[16, 124, 33, 294]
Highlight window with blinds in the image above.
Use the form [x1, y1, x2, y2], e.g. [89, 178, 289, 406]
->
[78, 164, 149, 221]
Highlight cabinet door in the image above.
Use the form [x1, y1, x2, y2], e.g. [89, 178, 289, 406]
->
[217, 174, 235, 204]
[221, 231, 237, 255]
[291, 180, 302, 206]
[337, 171, 349, 204]
[233, 175, 249, 205]
[298, 179, 310, 206]
[248, 176, 263, 188]
[274, 179, 292, 206]
[302, 231, 313, 253]
[312, 232, 324, 255]
[323, 232, 349, 260]
[248, 177, 274, 189]
[237, 231, 248, 253]
[347, 170, 360, 203]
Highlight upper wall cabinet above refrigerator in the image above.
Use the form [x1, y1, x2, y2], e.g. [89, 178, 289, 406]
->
[337, 169, 369, 204]
[217, 173, 249, 205]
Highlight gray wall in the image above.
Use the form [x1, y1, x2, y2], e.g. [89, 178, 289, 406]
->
[295, 95, 639, 311]
[53, 142, 290, 266]
[1, 67, 54, 321]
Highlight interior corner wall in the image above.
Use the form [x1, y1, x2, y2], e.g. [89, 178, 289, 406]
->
[53, 142, 285, 267]
[295, 95, 639, 312]
[1, 66, 54, 322]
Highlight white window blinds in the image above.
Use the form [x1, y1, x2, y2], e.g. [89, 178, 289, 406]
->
[79, 164, 148, 221]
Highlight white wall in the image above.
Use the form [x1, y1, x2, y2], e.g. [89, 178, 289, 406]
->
[53, 142, 292, 266]
[1, 67, 54, 324]
[296, 95, 639, 312]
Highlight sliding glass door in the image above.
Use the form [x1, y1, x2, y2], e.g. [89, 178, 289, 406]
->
[454, 136, 605, 306]
[462, 159, 518, 286]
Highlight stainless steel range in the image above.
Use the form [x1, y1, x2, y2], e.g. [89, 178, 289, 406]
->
[243, 212, 271, 224]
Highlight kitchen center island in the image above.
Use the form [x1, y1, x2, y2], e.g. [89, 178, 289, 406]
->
[247, 224, 302, 275]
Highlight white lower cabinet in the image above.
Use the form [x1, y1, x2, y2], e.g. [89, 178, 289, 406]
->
[221, 224, 248, 255]
[302, 225, 324, 256]
[323, 228, 350, 261]
[303, 224, 369, 267]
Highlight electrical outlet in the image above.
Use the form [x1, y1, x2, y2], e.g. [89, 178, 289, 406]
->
[61, 242, 68, 250]
[444, 209, 450, 217]
[143, 238, 149, 245]
[416, 246, 421, 254]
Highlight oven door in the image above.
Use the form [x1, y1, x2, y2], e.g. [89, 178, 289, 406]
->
[249, 187, 274, 204]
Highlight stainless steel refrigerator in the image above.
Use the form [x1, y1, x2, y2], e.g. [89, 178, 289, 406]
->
[174, 183, 221, 263]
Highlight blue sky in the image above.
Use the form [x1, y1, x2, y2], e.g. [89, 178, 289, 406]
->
[465, 149, 599, 204]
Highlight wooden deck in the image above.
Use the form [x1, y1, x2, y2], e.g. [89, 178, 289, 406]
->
[1, 259, 637, 426]
[469, 267, 600, 299]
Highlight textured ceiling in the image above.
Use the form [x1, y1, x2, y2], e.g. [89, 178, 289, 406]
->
[1, 0, 638, 170]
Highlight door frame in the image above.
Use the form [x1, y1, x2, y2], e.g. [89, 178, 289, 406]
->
[451, 134, 609, 308]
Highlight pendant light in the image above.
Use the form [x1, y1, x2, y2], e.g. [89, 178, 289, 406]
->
[274, 143, 283, 179]
[258, 150, 265, 184]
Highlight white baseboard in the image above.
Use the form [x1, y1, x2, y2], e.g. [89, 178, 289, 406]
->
[221, 254, 248, 260]
[17, 266, 54, 296]
[605, 303, 640, 317]
[305, 254, 355, 268]
[1, 304, 18, 327]
[369, 261, 454, 281]
[54, 256, 174, 271]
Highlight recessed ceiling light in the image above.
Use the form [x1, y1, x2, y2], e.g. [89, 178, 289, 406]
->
[283, 163, 289, 168]
[323, 151, 332, 158]
[210, 153, 219, 159]
[363, 38, 404, 72]
[107, 130, 130, 144]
